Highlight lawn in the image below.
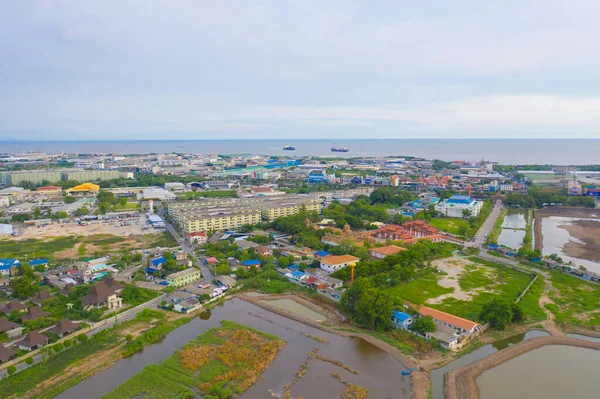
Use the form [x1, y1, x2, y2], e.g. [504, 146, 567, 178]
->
[431, 258, 535, 322]
[545, 271, 600, 327]
[517, 275, 547, 323]
[429, 218, 470, 236]
[101, 321, 285, 399]
[383, 268, 454, 305]
[113, 202, 141, 211]
[0, 235, 81, 259]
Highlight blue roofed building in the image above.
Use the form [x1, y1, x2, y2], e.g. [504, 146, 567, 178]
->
[151, 257, 166, 268]
[435, 195, 483, 218]
[391, 310, 413, 329]
[0, 258, 20, 276]
[29, 258, 49, 269]
[241, 259, 262, 270]
[291, 270, 306, 281]
[314, 250, 332, 259]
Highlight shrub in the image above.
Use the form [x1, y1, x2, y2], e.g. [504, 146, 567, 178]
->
[25, 357, 34, 365]
[63, 339, 72, 348]
[77, 334, 89, 343]
[7, 365, 17, 375]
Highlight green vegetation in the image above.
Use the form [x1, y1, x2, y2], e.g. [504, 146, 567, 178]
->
[545, 271, 600, 326]
[411, 316, 436, 333]
[147, 230, 178, 248]
[113, 202, 141, 211]
[479, 298, 523, 330]
[429, 218, 470, 236]
[181, 190, 237, 199]
[383, 269, 453, 304]
[0, 330, 118, 399]
[122, 315, 194, 357]
[102, 321, 285, 399]
[487, 208, 508, 245]
[517, 275, 547, 323]
[505, 187, 595, 208]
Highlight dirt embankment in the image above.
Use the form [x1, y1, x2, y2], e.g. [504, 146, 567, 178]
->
[445, 336, 600, 399]
[535, 207, 600, 219]
[560, 220, 600, 263]
[534, 210, 543, 251]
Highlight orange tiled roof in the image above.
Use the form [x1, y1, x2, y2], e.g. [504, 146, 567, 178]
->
[418, 306, 480, 331]
[370, 245, 406, 256]
[320, 254, 360, 265]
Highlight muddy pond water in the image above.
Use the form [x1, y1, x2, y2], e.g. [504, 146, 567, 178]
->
[429, 330, 549, 399]
[56, 299, 411, 399]
[478, 345, 600, 399]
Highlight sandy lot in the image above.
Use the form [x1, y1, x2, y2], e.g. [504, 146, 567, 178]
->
[560, 219, 600, 263]
[427, 256, 493, 304]
[13, 219, 157, 240]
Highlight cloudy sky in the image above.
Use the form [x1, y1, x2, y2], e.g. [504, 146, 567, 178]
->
[2, 1, 600, 140]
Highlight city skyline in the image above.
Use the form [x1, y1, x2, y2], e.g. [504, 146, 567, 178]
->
[3, 1, 600, 140]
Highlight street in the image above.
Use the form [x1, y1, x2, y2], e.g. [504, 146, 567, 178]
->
[162, 216, 213, 281]
[472, 199, 503, 247]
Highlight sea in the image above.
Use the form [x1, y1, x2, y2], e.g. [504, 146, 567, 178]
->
[1, 139, 599, 165]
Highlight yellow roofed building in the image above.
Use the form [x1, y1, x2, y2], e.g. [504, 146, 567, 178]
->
[66, 183, 100, 195]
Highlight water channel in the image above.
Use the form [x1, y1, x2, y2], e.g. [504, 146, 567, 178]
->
[56, 299, 411, 399]
[497, 211, 527, 250]
[478, 345, 600, 399]
[429, 329, 549, 399]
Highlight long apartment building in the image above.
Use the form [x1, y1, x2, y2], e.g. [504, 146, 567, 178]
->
[0, 169, 120, 186]
[169, 195, 321, 234]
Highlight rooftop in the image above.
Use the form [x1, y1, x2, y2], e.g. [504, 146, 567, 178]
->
[418, 306, 480, 332]
[320, 254, 360, 265]
[392, 310, 412, 322]
[168, 268, 201, 280]
[370, 245, 406, 256]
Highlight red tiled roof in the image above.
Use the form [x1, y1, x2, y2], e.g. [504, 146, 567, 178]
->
[320, 255, 360, 265]
[418, 306, 480, 331]
[370, 245, 406, 256]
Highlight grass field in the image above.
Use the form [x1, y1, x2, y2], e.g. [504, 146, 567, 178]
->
[181, 190, 237, 200]
[432, 258, 534, 321]
[429, 218, 470, 236]
[517, 275, 547, 323]
[113, 202, 141, 211]
[383, 268, 454, 305]
[101, 321, 284, 399]
[147, 230, 178, 248]
[0, 235, 81, 259]
[545, 271, 600, 327]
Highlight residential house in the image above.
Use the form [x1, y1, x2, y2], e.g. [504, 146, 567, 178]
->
[0, 258, 20, 276]
[319, 255, 360, 273]
[167, 268, 202, 288]
[29, 258, 49, 270]
[21, 307, 49, 321]
[204, 257, 218, 266]
[31, 291, 52, 307]
[370, 245, 406, 259]
[60, 283, 77, 297]
[314, 250, 332, 259]
[0, 318, 19, 334]
[217, 275, 237, 288]
[290, 270, 306, 281]
[241, 259, 262, 270]
[18, 330, 47, 351]
[174, 251, 188, 264]
[0, 300, 26, 314]
[81, 278, 123, 310]
[391, 310, 413, 329]
[0, 344, 16, 363]
[418, 306, 482, 335]
[322, 275, 343, 289]
[255, 245, 273, 257]
[47, 318, 80, 338]
[236, 240, 259, 250]
[174, 298, 200, 313]
[188, 231, 207, 244]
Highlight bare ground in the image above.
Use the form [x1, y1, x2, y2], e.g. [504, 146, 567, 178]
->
[427, 256, 492, 304]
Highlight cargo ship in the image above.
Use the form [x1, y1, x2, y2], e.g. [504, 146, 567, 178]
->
[331, 145, 349, 152]
[283, 144, 295, 151]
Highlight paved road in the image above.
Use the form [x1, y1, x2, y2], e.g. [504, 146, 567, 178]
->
[472, 199, 503, 247]
[161, 216, 213, 281]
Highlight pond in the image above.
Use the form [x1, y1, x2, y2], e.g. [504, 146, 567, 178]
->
[478, 345, 600, 399]
[566, 333, 600, 343]
[497, 229, 525, 250]
[429, 330, 549, 399]
[259, 298, 327, 321]
[501, 212, 527, 229]
[56, 299, 411, 399]
[541, 216, 600, 273]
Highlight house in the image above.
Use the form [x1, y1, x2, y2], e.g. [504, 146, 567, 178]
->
[391, 310, 413, 329]
[0, 258, 20, 276]
[21, 306, 50, 321]
[322, 275, 343, 289]
[0, 300, 26, 314]
[217, 275, 237, 288]
[47, 318, 80, 338]
[29, 258, 49, 270]
[174, 298, 201, 313]
[59, 283, 77, 297]
[241, 259, 262, 270]
[255, 245, 273, 257]
[370, 245, 406, 259]
[150, 256, 166, 269]
[86, 257, 109, 272]
[314, 250, 332, 259]
[290, 270, 306, 281]
[31, 291, 52, 307]
[36, 186, 63, 195]
[204, 257, 218, 265]
[18, 330, 47, 351]
[175, 251, 188, 262]
[0, 344, 16, 363]
[188, 231, 207, 244]
[81, 278, 123, 310]
[167, 268, 202, 288]
[319, 255, 360, 273]
[417, 306, 483, 335]
[0, 318, 19, 334]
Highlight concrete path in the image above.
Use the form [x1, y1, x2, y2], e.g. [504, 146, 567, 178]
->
[472, 199, 503, 247]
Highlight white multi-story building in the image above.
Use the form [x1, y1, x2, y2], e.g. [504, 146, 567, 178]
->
[435, 195, 483, 218]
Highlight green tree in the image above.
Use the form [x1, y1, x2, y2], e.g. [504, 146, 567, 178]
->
[64, 195, 77, 204]
[462, 209, 472, 219]
[411, 316, 437, 333]
[479, 299, 522, 330]
[9, 266, 39, 299]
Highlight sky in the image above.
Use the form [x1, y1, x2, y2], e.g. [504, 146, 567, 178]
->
[2, 1, 600, 140]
